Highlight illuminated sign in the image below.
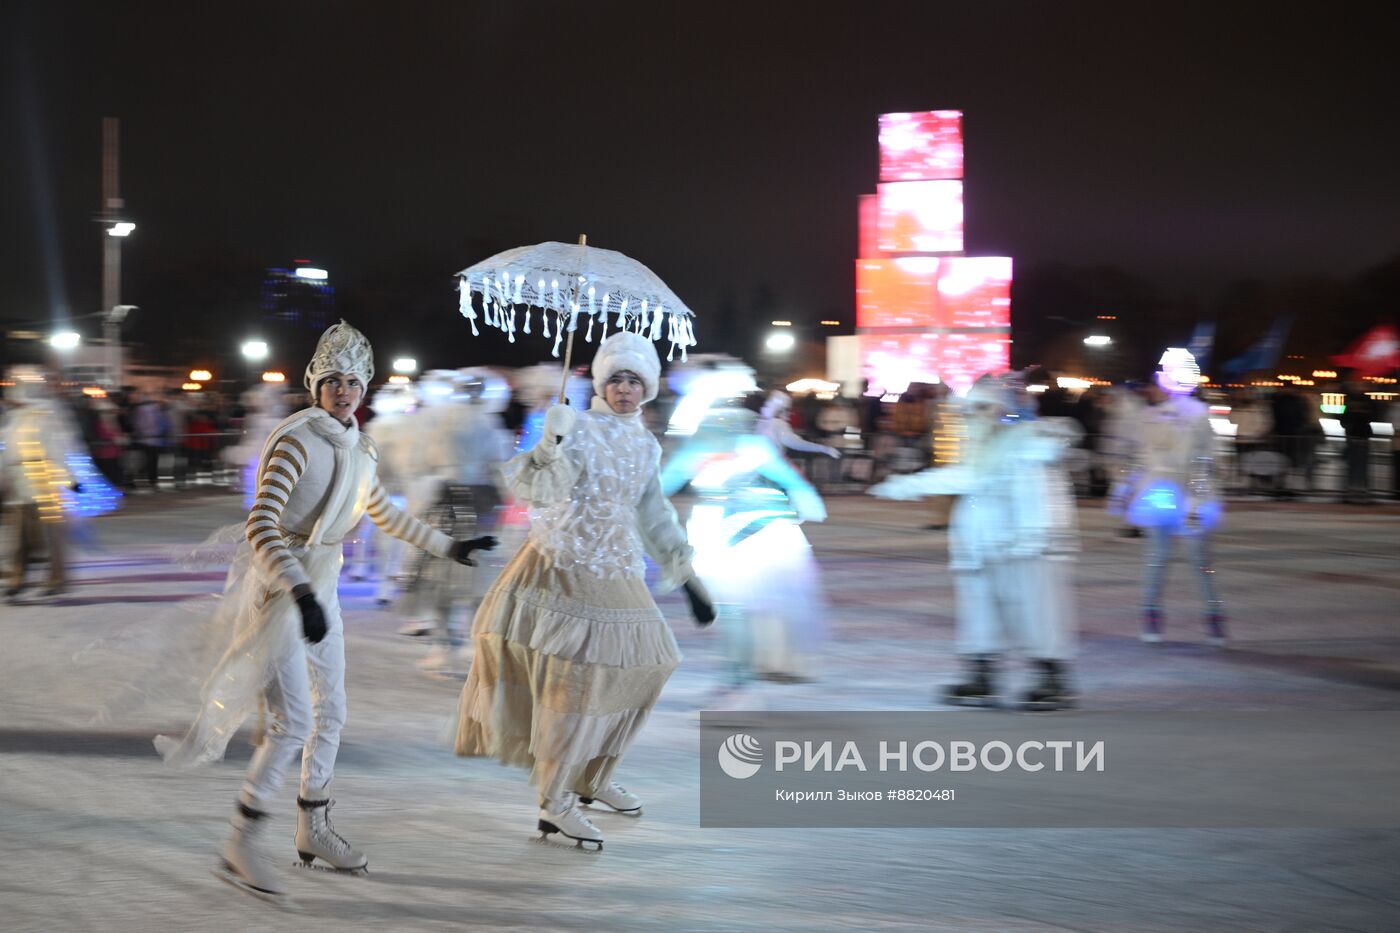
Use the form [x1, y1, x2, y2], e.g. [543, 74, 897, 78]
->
[856, 259, 940, 328]
[876, 181, 964, 254]
[856, 257, 1011, 330]
[879, 111, 964, 182]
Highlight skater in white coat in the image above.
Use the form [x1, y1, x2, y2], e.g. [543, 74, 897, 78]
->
[403, 368, 513, 676]
[758, 390, 842, 461]
[454, 331, 714, 850]
[870, 374, 1079, 710]
[156, 321, 495, 898]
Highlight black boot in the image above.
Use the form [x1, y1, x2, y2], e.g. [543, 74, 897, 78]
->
[1023, 659, 1076, 712]
[943, 656, 999, 707]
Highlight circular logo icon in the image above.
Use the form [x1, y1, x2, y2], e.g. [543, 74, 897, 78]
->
[717, 733, 763, 779]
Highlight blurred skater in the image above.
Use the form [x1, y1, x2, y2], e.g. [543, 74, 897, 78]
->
[1114, 349, 1227, 645]
[662, 395, 830, 685]
[871, 374, 1079, 710]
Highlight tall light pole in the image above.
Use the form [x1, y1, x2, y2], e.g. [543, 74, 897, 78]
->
[100, 117, 135, 387]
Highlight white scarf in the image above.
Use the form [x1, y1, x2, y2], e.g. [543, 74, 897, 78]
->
[257, 407, 361, 546]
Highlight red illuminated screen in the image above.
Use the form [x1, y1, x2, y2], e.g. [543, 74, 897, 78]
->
[856, 257, 1011, 330]
[937, 257, 1012, 328]
[858, 194, 881, 260]
[860, 332, 1010, 398]
[879, 111, 964, 182]
[877, 181, 964, 254]
[856, 259, 940, 328]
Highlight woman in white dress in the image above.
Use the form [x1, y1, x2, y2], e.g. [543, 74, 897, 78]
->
[455, 331, 713, 850]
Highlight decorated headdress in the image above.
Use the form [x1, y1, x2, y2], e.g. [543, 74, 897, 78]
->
[591, 330, 661, 404]
[304, 320, 374, 395]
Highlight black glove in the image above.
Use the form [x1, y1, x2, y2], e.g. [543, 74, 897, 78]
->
[296, 593, 328, 644]
[70, 482, 83, 494]
[451, 535, 499, 567]
[683, 578, 717, 628]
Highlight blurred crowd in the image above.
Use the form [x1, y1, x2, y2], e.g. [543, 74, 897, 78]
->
[4, 364, 1398, 511]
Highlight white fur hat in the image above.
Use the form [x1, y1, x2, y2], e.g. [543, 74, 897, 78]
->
[591, 331, 661, 404]
[304, 320, 374, 393]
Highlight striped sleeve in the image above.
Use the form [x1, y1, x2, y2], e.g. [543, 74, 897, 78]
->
[365, 478, 453, 558]
[246, 435, 312, 591]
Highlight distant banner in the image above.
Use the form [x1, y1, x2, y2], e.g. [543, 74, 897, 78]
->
[1220, 314, 1293, 377]
[699, 711, 1400, 828]
[1332, 323, 1400, 376]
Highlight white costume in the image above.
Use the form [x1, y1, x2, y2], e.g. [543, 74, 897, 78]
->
[871, 375, 1078, 709]
[156, 322, 469, 895]
[456, 331, 703, 848]
[758, 391, 841, 460]
[401, 369, 513, 672]
[355, 381, 417, 598]
[661, 403, 830, 683]
[227, 382, 290, 502]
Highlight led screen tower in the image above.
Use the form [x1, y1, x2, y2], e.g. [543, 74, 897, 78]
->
[850, 111, 1011, 395]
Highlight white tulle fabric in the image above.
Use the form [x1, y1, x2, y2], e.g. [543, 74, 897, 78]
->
[153, 542, 342, 767]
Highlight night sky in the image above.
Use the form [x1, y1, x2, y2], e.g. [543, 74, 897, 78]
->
[3, 1, 1397, 373]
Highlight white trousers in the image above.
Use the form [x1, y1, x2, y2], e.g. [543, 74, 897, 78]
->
[954, 556, 1075, 660]
[242, 593, 347, 804]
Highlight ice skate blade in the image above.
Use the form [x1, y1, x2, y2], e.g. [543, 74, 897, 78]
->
[296, 852, 369, 875]
[1140, 633, 1163, 644]
[1023, 698, 1078, 713]
[943, 695, 1001, 709]
[420, 671, 469, 681]
[578, 797, 642, 817]
[213, 865, 292, 905]
[536, 820, 603, 852]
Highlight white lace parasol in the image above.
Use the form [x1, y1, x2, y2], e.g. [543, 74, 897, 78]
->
[456, 238, 698, 363]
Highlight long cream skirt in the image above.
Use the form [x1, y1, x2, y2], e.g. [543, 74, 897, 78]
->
[454, 540, 680, 802]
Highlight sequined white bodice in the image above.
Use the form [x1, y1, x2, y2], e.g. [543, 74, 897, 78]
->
[528, 408, 661, 580]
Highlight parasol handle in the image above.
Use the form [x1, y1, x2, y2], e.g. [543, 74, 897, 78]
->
[558, 234, 587, 404]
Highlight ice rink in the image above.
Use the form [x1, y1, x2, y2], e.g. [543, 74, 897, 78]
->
[2, 492, 1397, 932]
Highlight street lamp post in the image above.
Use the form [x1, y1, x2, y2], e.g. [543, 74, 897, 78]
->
[99, 118, 136, 388]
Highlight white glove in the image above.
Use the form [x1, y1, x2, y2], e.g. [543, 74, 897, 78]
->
[868, 475, 922, 501]
[542, 404, 577, 440]
[823, 446, 841, 460]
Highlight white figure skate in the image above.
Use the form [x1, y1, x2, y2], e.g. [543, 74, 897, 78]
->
[579, 781, 642, 817]
[538, 793, 604, 851]
[218, 799, 288, 901]
[295, 790, 368, 874]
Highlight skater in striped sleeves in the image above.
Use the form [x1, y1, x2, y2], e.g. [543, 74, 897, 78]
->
[156, 321, 495, 899]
